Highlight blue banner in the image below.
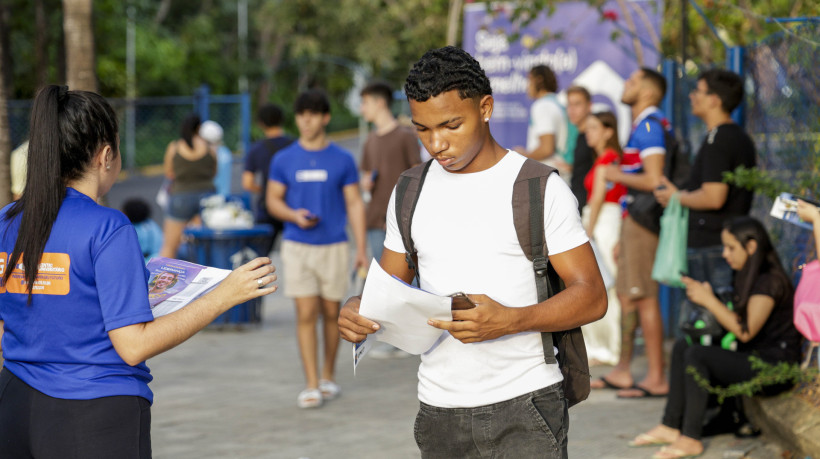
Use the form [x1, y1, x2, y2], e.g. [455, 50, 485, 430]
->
[463, 1, 663, 148]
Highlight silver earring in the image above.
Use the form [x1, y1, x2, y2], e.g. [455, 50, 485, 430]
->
[106, 165, 111, 170]
[484, 118, 489, 122]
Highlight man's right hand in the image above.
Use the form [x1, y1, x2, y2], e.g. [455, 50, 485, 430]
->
[338, 295, 380, 343]
[293, 208, 320, 229]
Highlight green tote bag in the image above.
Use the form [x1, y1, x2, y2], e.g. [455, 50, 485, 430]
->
[651, 193, 688, 288]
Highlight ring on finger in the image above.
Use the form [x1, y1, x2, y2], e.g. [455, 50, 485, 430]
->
[257, 278, 264, 288]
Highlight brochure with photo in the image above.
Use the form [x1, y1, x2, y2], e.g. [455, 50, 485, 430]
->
[146, 257, 231, 318]
[770, 193, 819, 231]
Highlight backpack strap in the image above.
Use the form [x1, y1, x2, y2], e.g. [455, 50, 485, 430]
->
[395, 159, 434, 281]
[512, 159, 559, 364]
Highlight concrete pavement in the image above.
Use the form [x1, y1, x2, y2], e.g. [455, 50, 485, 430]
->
[106, 136, 785, 458]
[147, 254, 784, 459]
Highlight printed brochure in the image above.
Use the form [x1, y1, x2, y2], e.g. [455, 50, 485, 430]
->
[146, 257, 230, 318]
[770, 193, 819, 230]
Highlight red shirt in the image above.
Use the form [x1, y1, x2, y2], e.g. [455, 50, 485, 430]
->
[584, 149, 628, 204]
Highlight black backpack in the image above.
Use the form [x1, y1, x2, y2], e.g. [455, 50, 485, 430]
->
[626, 114, 691, 234]
[394, 158, 590, 408]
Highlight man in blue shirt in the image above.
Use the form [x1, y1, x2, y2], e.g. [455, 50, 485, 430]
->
[595, 68, 670, 399]
[266, 89, 367, 409]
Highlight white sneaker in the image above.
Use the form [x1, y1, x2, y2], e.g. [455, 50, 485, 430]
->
[296, 388, 323, 409]
[318, 380, 341, 400]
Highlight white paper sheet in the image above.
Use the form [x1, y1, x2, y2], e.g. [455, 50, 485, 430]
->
[357, 259, 452, 356]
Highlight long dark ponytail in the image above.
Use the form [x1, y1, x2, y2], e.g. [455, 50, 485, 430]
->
[180, 114, 201, 148]
[725, 216, 792, 333]
[2, 85, 118, 302]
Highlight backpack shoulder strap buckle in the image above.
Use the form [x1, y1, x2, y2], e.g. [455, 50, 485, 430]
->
[533, 256, 549, 277]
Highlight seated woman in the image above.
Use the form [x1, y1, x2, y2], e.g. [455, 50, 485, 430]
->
[630, 216, 802, 459]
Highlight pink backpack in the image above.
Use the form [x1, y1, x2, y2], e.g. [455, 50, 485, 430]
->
[795, 260, 820, 342]
[795, 260, 820, 369]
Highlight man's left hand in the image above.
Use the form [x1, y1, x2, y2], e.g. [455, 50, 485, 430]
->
[653, 176, 678, 207]
[427, 294, 515, 343]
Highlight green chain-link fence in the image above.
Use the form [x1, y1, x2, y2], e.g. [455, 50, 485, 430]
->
[8, 87, 250, 170]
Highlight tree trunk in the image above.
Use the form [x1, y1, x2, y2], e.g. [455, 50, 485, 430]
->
[153, 0, 172, 25]
[0, 2, 12, 207]
[256, 24, 287, 106]
[35, 0, 50, 89]
[63, 0, 97, 91]
[57, 6, 67, 85]
[0, 0, 14, 98]
[446, 0, 464, 46]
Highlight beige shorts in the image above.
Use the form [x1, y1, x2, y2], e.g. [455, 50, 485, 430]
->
[281, 240, 350, 301]
[616, 216, 659, 301]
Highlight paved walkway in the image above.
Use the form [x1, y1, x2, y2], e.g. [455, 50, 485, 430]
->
[108, 138, 784, 458]
[148, 259, 785, 459]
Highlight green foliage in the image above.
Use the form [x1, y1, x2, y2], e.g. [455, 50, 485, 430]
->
[493, 0, 819, 67]
[723, 133, 820, 201]
[686, 356, 818, 404]
[5, 0, 456, 137]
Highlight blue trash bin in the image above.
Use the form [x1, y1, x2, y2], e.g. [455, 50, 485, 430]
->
[183, 224, 273, 326]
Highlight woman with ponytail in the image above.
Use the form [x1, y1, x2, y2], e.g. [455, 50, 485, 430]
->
[159, 113, 217, 258]
[629, 216, 801, 458]
[0, 86, 278, 457]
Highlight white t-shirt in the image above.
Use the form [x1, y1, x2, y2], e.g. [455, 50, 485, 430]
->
[526, 94, 569, 163]
[384, 151, 588, 408]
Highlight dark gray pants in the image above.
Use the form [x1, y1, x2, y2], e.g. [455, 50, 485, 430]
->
[414, 382, 568, 458]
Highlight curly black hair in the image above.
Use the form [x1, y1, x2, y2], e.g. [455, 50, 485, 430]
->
[404, 46, 492, 102]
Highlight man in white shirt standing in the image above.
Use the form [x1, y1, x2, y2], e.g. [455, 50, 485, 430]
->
[339, 46, 606, 458]
[516, 64, 574, 183]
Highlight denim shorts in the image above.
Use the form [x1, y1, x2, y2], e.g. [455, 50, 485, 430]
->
[167, 190, 213, 221]
[414, 382, 568, 458]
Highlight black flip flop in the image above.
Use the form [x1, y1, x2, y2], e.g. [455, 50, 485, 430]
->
[617, 385, 668, 399]
[592, 376, 631, 390]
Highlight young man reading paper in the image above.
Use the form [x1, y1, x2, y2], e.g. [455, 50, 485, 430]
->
[338, 47, 607, 458]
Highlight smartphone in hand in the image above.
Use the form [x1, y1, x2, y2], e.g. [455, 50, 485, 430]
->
[449, 292, 476, 311]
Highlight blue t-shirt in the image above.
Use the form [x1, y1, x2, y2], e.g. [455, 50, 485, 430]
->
[269, 142, 359, 245]
[0, 188, 155, 402]
[620, 107, 669, 177]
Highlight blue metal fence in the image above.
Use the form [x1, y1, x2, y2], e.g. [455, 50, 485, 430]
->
[657, 23, 819, 336]
[744, 22, 820, 276]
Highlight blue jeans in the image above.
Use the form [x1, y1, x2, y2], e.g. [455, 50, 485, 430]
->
[414, 383, 568, 458]
[678, 245, 734, 335]
[367, 228, 386, 262]
[686, 245, 732, 290]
